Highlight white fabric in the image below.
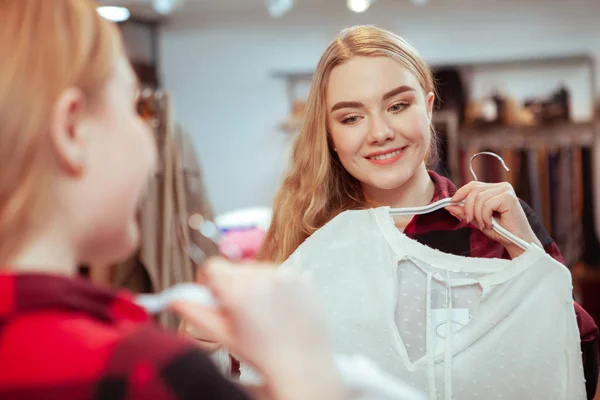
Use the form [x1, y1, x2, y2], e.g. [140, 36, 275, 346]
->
[241, 207, 586, 399]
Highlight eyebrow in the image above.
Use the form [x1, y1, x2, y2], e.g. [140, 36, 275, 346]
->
[330, 85, 416, 112]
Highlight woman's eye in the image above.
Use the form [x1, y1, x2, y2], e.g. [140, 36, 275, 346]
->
[341, 115, 362, 125]
[389, 102, 409, 113]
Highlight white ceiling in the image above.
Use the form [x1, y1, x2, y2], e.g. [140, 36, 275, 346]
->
[99, 0, 327, 19]
[99, 0, 562, 20]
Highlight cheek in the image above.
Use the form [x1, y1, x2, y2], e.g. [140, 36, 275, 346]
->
[92, 116, 156, 204]
[394, 110, 431, 145]
[330, 127, 365, 158]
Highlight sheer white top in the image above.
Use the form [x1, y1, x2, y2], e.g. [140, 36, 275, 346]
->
[241, 207, 586, 399]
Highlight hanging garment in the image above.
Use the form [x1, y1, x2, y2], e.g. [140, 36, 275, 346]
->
[513, 150, 532, 207]
[553, 148, 583, 267]
[537, 147, 552, 234]
[549, 150, 560, 238]
[581, 148, 600, 266]
[114, 120, 218, 330]
[241, 208, 586, 399]
[526, 148, 544, 220]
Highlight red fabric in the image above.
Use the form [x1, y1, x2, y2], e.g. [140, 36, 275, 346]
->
[405, 172, 598, 398]
[0, 273, 250, 400]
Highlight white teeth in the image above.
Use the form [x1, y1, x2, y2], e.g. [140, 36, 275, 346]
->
[370, 150, 401, 161]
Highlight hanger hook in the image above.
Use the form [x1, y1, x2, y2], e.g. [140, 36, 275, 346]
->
[469, 151, 510, 181]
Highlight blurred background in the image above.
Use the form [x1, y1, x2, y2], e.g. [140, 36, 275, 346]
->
[89, 0, 600, 335]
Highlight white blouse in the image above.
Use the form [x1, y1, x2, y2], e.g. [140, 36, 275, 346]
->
[241, 207, 586, 399]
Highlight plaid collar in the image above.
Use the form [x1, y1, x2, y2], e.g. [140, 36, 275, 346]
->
[428, 170, 458, 203]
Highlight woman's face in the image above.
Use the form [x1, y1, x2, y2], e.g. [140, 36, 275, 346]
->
[57, 54, 157, 265]
[326, 56, 434, 193]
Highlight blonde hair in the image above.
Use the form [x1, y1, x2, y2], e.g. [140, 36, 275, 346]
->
[0, 0, 121, 265]
[259, 25, 437, 263]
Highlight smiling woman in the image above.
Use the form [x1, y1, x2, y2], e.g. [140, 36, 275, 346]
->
[253, 24, 598, 399]
[259, 25, 439, 263]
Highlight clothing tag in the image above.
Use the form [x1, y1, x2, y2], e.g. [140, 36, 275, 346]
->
[429, 308, 469, 353]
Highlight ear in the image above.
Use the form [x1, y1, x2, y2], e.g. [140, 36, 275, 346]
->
[425, 91, 435, 121]
[49, 88, 88, 176]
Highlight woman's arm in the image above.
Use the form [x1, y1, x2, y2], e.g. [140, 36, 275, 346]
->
[171, 259, 349, 400]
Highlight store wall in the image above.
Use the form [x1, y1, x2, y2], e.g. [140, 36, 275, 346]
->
[159, 0, 600, 215]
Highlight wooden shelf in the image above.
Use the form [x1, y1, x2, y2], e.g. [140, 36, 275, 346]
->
[459, 121, 599, 151]
[271, 53, 595, 82]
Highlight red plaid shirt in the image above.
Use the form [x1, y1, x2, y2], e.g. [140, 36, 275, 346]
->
[0, 273, 250, 400]
[407, 172, 598, 398]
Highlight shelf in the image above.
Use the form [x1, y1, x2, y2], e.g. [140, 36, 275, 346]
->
[271, 53, 595, 82]
[459, 121, 598, 151]
[432, 53, 594, 70]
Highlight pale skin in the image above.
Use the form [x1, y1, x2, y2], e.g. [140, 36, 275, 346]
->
[10, 52, 346, 400]
[326, 56, 542, 259]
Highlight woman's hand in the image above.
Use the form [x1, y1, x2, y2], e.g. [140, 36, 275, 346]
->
[178, 320, 222, 352]
[170, 258, 347, 400]
[445, 181, 542, 258]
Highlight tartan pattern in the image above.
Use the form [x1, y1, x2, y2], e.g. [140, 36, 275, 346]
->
[0, 274, 250, 400]
[408, 172, 598, 398]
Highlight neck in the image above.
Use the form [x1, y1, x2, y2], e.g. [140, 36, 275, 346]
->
[363, 163, 435, 209]
[10, 222, 77, 276]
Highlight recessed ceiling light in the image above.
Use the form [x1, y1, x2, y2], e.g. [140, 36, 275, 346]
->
[347, 0, 373, 13]
[97, 6, 131, 22]
[265, 0, 294, 18]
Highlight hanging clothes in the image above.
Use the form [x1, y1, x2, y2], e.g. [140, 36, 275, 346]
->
[552, 147, 583, 267]
[513, 150, 532, 207]
[537, 147, 552, 234]
[113, 95, 218, 330]
[240, 208, 586, 399]
[581, 148, 600, 266]
[526, 148, 544, 220]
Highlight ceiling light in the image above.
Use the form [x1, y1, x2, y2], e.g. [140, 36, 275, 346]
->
[347, 0, 373, 13]
[153, 0, 183, 15]
[411, 0, 428, 5]
[97, 6, 130, 22]
[266, 0, 294, 18]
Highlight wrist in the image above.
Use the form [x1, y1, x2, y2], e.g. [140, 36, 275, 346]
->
[264, 352, 348, 400]
[505, 235, 542, 259]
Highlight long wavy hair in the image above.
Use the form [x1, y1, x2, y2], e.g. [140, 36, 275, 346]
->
[259, 25, 437, 263]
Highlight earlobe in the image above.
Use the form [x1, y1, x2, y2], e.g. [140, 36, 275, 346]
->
[49, 88, 87, 176]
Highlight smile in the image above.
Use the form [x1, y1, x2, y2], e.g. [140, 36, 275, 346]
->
[366, 147, 406, 165]
[369, 149, 402, 161]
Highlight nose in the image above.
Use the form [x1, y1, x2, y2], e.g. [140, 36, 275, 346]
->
[367, 114, 394, 144]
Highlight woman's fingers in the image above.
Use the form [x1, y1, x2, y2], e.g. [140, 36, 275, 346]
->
[451, 182, 519, 230]
[473, 186, 507, 230]
[169, 300, 233, 349]
[444, 205, 465, 221]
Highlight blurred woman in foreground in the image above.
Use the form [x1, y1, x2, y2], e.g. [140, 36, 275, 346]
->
[0, 1, 346, 399]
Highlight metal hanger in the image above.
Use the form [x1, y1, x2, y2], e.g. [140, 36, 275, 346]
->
[389, 151, 530, 251]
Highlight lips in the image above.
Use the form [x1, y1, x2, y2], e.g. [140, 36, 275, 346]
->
[365, 147, 407, 166]
[368, 149, 402, 161]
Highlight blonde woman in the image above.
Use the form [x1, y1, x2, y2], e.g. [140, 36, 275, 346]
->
[251, 25, 595, 397]
[0, 1, 348, 399]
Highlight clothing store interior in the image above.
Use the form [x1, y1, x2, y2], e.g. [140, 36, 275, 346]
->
[4, 0, 600, 399]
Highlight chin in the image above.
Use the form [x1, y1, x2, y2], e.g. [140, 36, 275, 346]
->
[369, 172, 413, 191]
[372, 180, 410, 191]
